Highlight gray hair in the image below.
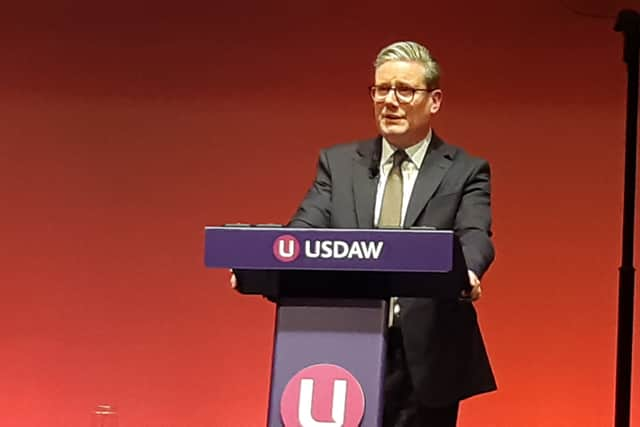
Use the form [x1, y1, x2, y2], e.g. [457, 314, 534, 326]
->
[374, 41, 441, 90]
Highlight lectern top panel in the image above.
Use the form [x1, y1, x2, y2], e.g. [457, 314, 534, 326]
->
[204, 226, 453, 273]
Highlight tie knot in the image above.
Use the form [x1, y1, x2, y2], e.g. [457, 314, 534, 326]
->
[392, 149, 408, 168]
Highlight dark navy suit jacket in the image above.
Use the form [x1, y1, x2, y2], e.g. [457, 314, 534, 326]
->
[288, 132, 497, 405]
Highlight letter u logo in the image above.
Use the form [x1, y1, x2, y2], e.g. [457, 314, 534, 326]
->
[278, 240, 295, 257]
[298, 379, 346, 427]
[280, 364, 365, 427]
[273, 235, 301, 262]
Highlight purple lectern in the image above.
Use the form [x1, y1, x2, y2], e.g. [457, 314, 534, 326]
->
[204, 226, 469, 427]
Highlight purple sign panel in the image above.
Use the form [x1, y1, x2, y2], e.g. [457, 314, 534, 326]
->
[268, 300, 387, 427]
[204, 227, 453, 272]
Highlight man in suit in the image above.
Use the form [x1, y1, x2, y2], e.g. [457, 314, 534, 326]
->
[286, 41, 497, 426]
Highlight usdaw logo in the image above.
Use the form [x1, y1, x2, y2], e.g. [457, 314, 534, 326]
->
[273, 234, 301, 262]
[273, 234, 385, 263]
[280, 364, 365, 427]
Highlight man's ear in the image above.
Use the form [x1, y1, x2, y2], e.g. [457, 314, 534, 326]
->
[430, 90, 443, 114]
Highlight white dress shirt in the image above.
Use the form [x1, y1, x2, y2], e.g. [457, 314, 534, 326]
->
[373, 129, 432, 325]
[374, 129, 432, 227]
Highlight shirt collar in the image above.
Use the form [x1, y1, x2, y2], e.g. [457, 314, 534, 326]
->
[380, 128, 432, 169]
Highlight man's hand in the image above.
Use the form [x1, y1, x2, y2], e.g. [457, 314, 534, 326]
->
[461, 270, 482, 302]
[230, 269, 237, 289]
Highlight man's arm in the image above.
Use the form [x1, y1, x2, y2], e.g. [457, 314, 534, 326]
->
[288, 149, 333, 228]
[231, 150, 334, 290]
[456, 159, 495, 300]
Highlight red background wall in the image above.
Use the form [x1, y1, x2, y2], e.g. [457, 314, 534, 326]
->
[1, 0, 639, 425]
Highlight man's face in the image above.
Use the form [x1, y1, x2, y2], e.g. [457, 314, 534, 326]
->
[373, 60, 443, 148]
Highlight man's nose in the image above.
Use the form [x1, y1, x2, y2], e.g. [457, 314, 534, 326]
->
[383, 89, 399, 106]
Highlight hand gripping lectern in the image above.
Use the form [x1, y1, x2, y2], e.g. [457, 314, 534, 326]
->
[204, 226, 470, 427]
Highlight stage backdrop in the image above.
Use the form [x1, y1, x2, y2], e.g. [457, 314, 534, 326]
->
[1, 0, 638, 426]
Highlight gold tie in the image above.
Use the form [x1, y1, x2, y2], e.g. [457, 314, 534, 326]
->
[378, 149, 407, 327]
[378, 150, 408, 228]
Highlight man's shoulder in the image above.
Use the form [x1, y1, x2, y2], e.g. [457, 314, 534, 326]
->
[436, 134, 490, 168]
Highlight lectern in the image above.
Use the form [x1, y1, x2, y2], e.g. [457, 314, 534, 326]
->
[204, 226, 469, 427]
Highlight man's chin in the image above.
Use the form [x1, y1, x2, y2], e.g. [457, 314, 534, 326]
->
[380, 125, 407, 139]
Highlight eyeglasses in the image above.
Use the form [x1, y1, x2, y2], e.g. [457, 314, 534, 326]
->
[369, 84, 433, 104]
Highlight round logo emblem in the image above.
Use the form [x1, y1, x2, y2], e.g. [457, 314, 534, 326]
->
[273, 234, 301, 262]
[280, 363, 365, 427]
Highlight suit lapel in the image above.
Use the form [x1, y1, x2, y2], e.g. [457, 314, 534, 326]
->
[403, 134, 456, 227]
[353, 137, 382, 228]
